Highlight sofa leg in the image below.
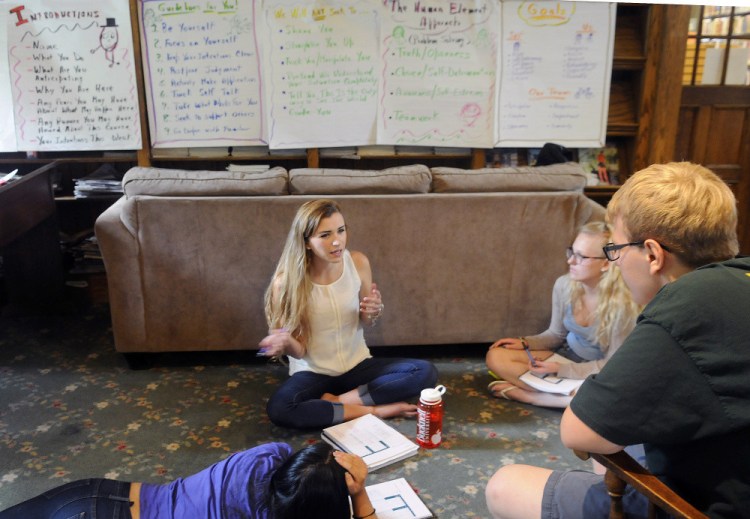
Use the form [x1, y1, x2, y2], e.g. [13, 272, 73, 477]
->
[123, 352, 152, 370]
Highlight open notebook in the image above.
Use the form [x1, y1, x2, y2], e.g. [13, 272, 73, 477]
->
[322, 414, 419, 471]
[363, 478, 432, 519]
[519, 353, 586, 395]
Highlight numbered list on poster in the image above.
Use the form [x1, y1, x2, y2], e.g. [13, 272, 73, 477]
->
[140, 0, 264, 147]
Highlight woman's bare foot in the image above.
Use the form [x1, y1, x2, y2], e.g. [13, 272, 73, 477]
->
[372, 402, 417, 419]
[321, 393, 340, 403]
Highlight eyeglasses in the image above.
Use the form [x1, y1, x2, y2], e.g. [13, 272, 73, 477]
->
[602, 241, 672, 261]
[566, 247, 606, 262]
[602, 241, 644, 261]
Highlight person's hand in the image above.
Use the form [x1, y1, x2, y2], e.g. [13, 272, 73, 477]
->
[528, 358, 559, 375]
[360, 283, 383, 321]
[489, 337, 523, 350]
[359, 283, 385, 326]
[258, 328, 292, 357]
[333, 451, 368, 496]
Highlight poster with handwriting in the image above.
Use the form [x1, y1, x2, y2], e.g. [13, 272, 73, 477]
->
[377, 0, 498, 148]
[139, 0, 264, 147]
[263, 0, 379, 149]
[1, 16, 17, 152]
[496, 1, 615, 147]
[5, 1, 142, 151]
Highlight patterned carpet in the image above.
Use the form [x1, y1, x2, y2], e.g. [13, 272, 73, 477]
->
[0, 305, 589, 517]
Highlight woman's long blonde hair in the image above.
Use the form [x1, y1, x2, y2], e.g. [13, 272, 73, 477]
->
[569, 221, 641, 348]
[264, 200, 342, 343]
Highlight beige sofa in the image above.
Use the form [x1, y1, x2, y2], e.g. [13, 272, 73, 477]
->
[95, 163, 604, 355]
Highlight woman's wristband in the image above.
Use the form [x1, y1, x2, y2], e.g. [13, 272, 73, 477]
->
[368, 304, 384, 325]
[353, 508, 376, 519]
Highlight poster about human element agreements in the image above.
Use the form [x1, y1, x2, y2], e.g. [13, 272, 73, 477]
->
[5, 0, 142, 151]
[497, 1, 615, 148]
[378, 0, 498, 148]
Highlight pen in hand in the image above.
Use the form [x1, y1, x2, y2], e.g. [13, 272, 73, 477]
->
[257, 327, 289, 357]
[520, 337, 538, 367]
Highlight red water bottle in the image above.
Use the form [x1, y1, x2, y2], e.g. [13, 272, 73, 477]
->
[416, 385, 446, 449]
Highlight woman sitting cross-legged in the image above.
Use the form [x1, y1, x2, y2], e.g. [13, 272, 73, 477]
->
[0, 442, 379, 519]
[261, 199, 438, 429]
[485, 221, 640, 408]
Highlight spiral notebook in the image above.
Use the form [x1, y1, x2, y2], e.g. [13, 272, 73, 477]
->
[321, 414, 419, 471]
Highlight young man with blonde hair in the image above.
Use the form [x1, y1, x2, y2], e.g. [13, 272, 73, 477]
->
[485, 162, 750, 518]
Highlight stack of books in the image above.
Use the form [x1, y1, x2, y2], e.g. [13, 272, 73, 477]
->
[73, 164, 123, 199]
[64, 233, 105, 275]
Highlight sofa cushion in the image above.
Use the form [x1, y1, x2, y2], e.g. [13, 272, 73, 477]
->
[122, 167, 288, 197]
[430, 162, 588, 193]
[289, 164, 431, 194]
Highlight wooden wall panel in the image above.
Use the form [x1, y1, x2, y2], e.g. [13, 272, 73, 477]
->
[679, 87, 750, 254]
[703, 108, 746, 166]
[635, 5, 691, 170]
[674, 107, 697, 161]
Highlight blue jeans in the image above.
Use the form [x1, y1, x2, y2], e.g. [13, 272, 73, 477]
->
[0, 479, 132, 519]
[266, 356, 438, 429]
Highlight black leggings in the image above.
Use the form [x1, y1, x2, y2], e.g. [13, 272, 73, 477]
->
[0, 479, 132, 519]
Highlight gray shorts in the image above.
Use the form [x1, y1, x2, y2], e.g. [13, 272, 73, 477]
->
[541, 469, 650, 519]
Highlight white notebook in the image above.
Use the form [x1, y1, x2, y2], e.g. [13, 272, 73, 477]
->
[363, 478, 432, 519]
[519, 353, 586, 395]
[322, 414, 419, 471]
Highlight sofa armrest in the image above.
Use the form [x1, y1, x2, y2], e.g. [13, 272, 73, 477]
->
[580, 194, 607, 223]
[95, 197, 147, 352]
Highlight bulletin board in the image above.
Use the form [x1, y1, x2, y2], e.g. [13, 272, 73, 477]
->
[1, 0, 616, 152]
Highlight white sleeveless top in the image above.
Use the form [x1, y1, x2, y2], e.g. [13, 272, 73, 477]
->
[288, 250, 371, 376]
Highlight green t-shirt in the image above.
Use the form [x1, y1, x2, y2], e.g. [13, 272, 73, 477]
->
[571, 257, 750, 518]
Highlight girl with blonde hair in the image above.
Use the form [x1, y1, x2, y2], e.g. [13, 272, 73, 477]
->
[261, 199, 437, 429]
[485, 221, 640, 408]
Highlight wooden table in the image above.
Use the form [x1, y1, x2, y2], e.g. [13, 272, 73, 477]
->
[0, 162, 64, 312]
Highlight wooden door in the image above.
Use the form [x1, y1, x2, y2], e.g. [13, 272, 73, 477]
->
[675, 86, 750, 254]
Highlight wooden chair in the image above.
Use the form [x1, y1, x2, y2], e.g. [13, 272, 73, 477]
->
[574, 450, 708, 519]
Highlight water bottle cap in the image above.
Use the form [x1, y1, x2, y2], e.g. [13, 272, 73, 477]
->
[420, 384, 446, 403]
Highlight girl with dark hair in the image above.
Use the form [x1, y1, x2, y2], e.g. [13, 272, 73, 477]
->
[260, 199, 438, 429]
[0, 442, 378, 519]
[270, 442, 376, 519]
